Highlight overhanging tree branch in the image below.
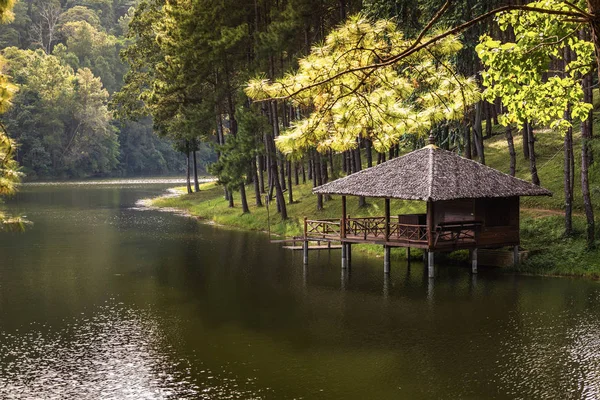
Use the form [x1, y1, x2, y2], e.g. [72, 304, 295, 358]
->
[254, 3, 589, 102]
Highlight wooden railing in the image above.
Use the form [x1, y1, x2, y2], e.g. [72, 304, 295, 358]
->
[390, 222, 428, 243]
[434, 221, 481, 247]
[304, 216, 482, 249]
[305, 218, 341, 238]
[346, 216, 388, 239]
[305, 216, 428, 245]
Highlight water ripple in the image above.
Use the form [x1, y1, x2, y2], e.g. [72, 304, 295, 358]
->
[0, 303, 198, 399]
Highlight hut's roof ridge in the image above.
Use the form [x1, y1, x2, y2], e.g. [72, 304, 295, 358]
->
[313, 146, 552, 201]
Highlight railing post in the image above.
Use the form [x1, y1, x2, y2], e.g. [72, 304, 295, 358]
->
[304, 217, 308, 239]
[384, 198, 390, 242]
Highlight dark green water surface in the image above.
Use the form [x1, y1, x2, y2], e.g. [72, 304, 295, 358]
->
[1, 180, 600, 399]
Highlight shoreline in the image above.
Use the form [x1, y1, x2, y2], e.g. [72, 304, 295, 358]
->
[148, 183, 600, 280]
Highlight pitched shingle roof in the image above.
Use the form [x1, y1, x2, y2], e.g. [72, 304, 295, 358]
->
[313, 146, 552, 201]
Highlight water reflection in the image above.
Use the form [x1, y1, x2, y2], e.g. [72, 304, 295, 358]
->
[0, 303, 201, 399]
[2, 181, 600, 399]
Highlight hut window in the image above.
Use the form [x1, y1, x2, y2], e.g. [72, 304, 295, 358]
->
[484, 198, 512, 227]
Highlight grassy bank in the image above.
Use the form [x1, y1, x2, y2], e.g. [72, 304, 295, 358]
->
[151, 128, 600, 278]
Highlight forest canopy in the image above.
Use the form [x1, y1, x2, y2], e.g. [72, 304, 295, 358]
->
[0, 0, 202, 179]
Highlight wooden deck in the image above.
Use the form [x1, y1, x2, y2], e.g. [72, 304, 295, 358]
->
[305, 216, 481, 251]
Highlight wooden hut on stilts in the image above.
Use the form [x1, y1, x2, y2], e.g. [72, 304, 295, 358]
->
[302, 136, 551, 278]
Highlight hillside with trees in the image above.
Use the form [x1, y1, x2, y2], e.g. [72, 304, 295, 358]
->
[0, 0, 209, 179]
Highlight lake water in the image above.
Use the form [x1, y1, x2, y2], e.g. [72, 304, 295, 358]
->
[1, 180, 599, 399]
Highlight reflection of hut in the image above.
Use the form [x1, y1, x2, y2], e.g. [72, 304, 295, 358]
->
[303, 138, 551, 278]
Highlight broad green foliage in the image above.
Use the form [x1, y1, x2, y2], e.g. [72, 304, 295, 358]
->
[476, 0, 594, 132]
[246, 14, 479, 155]
[2, 48, 119, 178]
[0, 0, 186, 178]
[57, 6, 102, 30]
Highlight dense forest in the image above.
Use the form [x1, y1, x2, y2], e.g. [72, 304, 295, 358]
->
[110, 0, 597, 248]
[0, 0, 214, 179]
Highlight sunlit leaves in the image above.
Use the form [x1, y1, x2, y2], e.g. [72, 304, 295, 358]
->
[246, 14, 479, 155]
[477, 0, 593, 133]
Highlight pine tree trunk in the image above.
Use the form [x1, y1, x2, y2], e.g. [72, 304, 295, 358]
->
[314, 150, 323, 211]
[301, 160, 306, 183]
[522, 123, 530, 160]
[258, 155, 265, 194]
[473, 102, 485, 164]
[268, 101, 287, 219]
[485, 102, 493, 138]
[186, 142, 192, 194]
[354, 145, 366, 207]
[253, 157, 262, 207]
[193, 149, 200, 192]
[365, 139, 373, 167]
[581, 74, 595, 247]
[328, 150, 336, 179]
[287, 160, 293, 204]
[527, 122, 540, 186]
[464, 125, 472, 159]
[564, 119, 573, 236]
[240, 182, 250, 213]
[294, 162, 299, 185]
[279, 156, 286, 191]
[506, 127, 516, 177]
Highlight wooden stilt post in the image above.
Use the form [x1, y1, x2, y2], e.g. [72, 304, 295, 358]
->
[303, 240, 308, 265]
[513, 245, 519, 267]
[406, 247, 411, 260]
[384, 246, 391, 274]
[341, 196, 347, 270]
[347, 243, 352, 268]
[428, 251, 435, 278]
[384, 198, 390, 241]
[472, 248, 478, 274]
[303, 217, 308, 265]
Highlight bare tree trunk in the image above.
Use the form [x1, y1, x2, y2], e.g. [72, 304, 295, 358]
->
[527, 122, 540, 186]
[186, 141, 193, 194]
[522, 123, 530, 160]
[313, 150, 323, 210]
[258, 155, 265, 193]
[564, 119, 573, 236]
[473, 102, 485, 164]
[240, 182, 250, 213]
[464, 125, 472, 159]
[193, 149, 200, 192]
[581, 64, 596, 247]
[506, 127, 516, 177]
[268, 101, 287, 219]
[328, 150, 336, 179]
[229, 191, 234, 208]
[287, 160, 293, 204]
[365, 139, 373, 167]
[253, 157, 263, 207]
[294, 162, 299, 185]
[485, 102, 493, 138]
[301, 159, 306, 183]
[354, 144, 366, 207]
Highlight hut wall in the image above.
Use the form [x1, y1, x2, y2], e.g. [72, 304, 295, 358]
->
[474, 197, 520, 247]
[432, 197, 520, 248]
